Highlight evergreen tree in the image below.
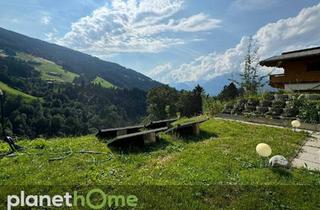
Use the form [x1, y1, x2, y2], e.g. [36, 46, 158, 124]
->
[218, 82, 240, 101]
[231, 37, 266, 95]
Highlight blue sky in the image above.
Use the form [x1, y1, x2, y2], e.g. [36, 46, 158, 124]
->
[1, 0, 320, 93]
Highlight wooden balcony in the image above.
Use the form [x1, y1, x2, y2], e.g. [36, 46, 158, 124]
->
[270, 72, 320, 88]
[269, 74, 285, 88]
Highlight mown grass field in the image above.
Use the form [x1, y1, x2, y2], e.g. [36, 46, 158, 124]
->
[92, 76, 115, 89]
[0, 81, 37, 101]
[16, 53, 79, 83]
[0, 119, 319, 209]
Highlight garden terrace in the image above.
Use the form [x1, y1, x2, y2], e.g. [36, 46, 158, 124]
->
[222, 93, 320, 125]
[0, 118, 319, 209]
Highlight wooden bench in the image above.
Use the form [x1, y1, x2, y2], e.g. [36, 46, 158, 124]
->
[168, 118, 209, 136]
[96, 125, 144, 139]
[107, 127, 168, 147]
[145, 118, 178, 129]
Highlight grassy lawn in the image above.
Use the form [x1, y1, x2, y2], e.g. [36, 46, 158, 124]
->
[0, 81, 37, 101]
[0, 119, 319, 209]
[92, 76, 115, 89]
[16, 52, 79, 83]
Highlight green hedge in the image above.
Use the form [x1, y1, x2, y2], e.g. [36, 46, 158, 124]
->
[298, 100, 320, 123]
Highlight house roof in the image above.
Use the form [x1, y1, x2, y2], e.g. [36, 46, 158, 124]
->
[260, 46, 320, 67]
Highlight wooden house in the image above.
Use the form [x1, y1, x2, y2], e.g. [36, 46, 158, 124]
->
[260, 47, 320, 92]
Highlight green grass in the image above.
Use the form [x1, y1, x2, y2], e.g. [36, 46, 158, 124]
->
[0, 119, 319, 209]
[16, 52, 79, 83]
[92, 76, 115, 89]
[0, 81, 37, 101]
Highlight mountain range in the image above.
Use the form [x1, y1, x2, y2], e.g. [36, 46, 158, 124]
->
[0, 27, 161, 91]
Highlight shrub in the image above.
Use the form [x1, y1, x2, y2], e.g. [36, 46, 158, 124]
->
[298, 100, 320, 123]
[204, 99, 224, 117]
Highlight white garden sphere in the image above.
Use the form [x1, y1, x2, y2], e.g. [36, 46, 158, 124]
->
[291, 120, 301, 128]
[256, 143, 272, 157]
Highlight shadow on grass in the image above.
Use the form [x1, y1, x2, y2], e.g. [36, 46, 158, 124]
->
[108, 130, 218, 154]
[109, 137, 171, 154]
[271, 168, 293, 178]
[172, 130, 218, 143]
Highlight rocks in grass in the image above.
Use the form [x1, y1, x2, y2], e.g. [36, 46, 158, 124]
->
[256, 106, 269, 114]
[282, 107, 299, 118]
[244, 99, 259, 113]
[259, 100, 272, 107]
[274, 94, 289, 101]
[267, 107, 283, 117]
[244, 104, 256, 112]
[263, 93, 275, 101]
[247, 99, 259, 107]
[269, 155, 290, 168]
[222, 103, 234, 114]
[272, 100, 286, 108]
[256, 99, 272, 115]
[299, 94, 320, 100]
[231, 99, 246, 115]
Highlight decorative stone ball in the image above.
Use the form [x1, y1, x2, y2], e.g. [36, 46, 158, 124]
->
[291, 120, 301, 128]
[256, 143, 272, 157]
[269, 155, 289, 168]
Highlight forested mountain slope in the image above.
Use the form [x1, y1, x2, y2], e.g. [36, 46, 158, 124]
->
[0, 27, 161, 90]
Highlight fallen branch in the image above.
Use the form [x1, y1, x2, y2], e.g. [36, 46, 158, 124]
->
[0, 151, 15, 158]
[77, 150, 110, 155]
[48, 147, 73, 162]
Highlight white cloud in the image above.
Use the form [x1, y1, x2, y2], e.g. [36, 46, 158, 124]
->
[150, 3, 320, 84]
[41, 16, 51, 25]
[44, 27, 59, 42]
[148, 63, 173, 79]
[56, 0, 221, 54]
[231, 0, 278, 11]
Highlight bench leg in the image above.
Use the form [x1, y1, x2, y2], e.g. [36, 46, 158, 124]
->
[143, 132, 156, 145]
[193, 123, 200, 135]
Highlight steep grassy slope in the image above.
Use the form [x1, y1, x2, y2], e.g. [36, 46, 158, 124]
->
[16, 52, 79, 83]
[0, 81, 37, 100]
[0, 27, 161, 90]
[92, 76, 115, 88]
[0, 119, 319, 209]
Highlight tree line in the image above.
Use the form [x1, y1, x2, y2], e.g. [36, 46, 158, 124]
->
[0, 55, 147, 138]
[145, 85, 204, 121]
[0, 53, 205, 139]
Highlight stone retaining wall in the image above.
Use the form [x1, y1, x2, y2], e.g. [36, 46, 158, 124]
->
[216, 113, 320, 132]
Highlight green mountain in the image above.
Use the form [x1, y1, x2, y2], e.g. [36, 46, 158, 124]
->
[91, 76, 115, 89]
[0, 81, 37, 101]
[0, 27, 160, 139]
[0, 27, 161, 90]
[16, 52, 79, 83]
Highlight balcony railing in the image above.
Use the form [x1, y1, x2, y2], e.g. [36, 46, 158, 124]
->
[270, 72, 320, 88]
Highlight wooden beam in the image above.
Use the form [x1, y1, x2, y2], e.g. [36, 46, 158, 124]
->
[169, 118, 209, 136]
[107, 127, 168, 147]
[96, 125, 144, 139]
[145, 118, 178, 129]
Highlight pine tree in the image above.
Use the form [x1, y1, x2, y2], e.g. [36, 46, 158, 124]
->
[232, 37, 266, 95]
